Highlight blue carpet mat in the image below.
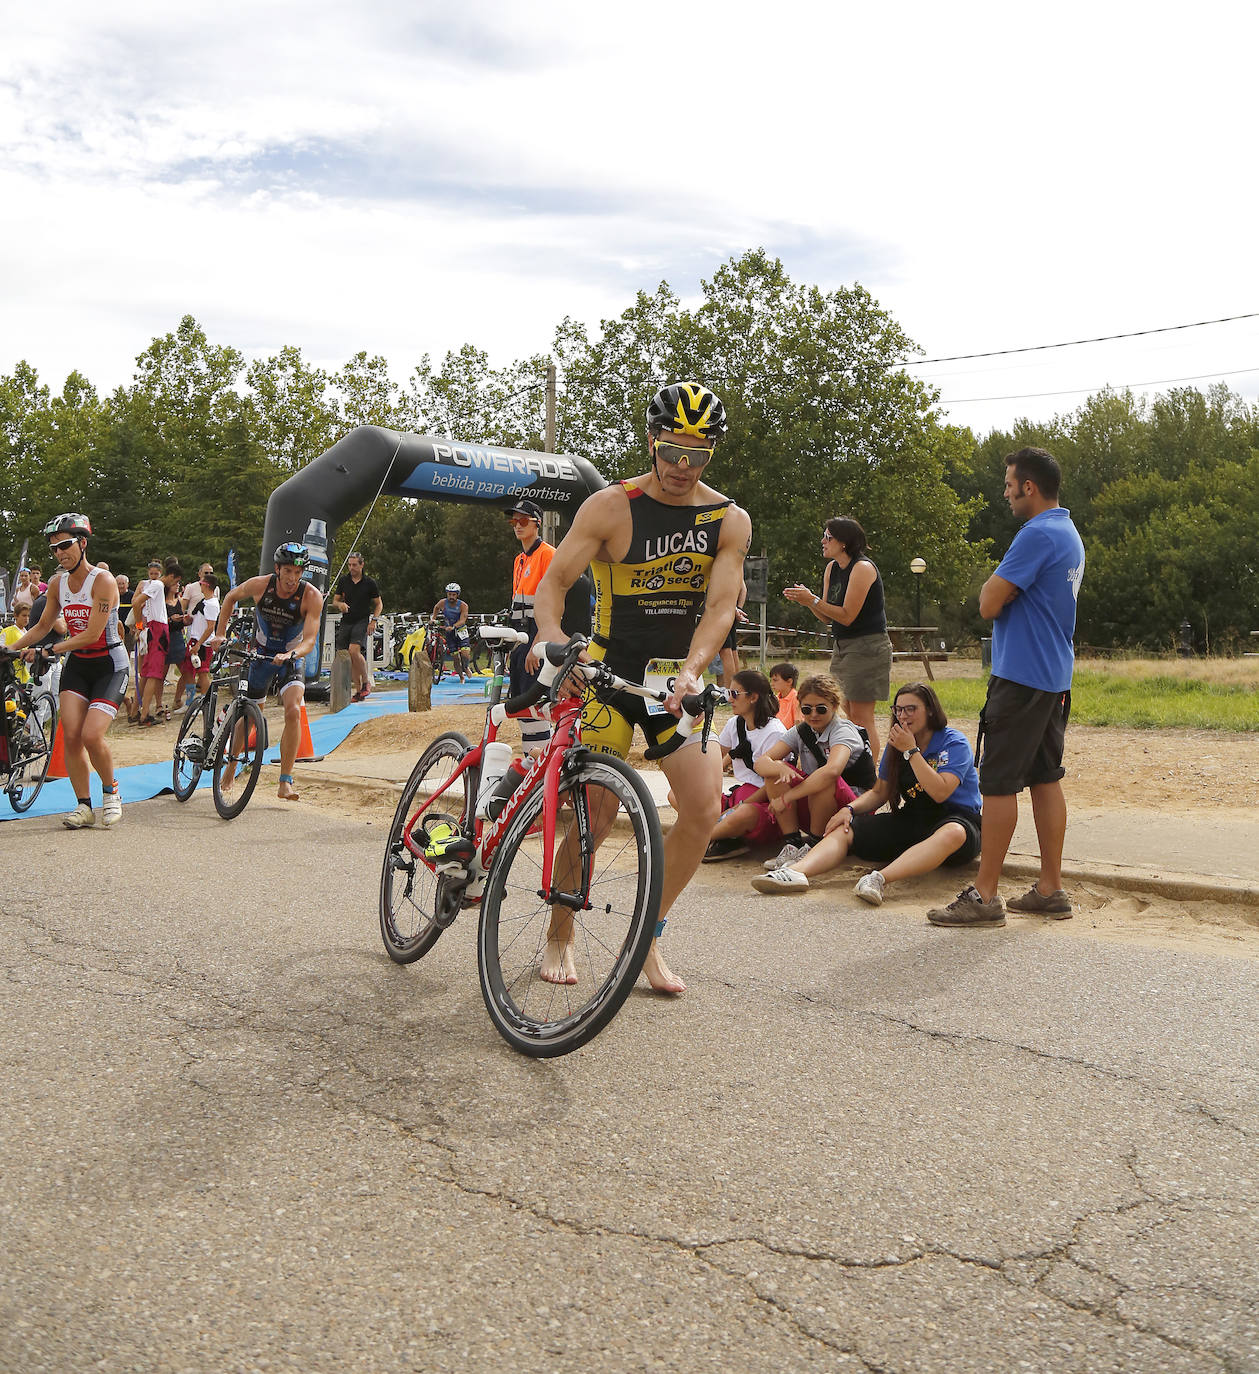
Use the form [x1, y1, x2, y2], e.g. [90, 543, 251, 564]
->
[0, 679, 488, 822]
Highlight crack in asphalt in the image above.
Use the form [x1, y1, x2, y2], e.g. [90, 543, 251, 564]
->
[5, 904, 1252, 1369]
[791, 991, 1255, 1142]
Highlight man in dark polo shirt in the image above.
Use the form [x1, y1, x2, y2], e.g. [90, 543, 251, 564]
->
[331, 552, 383, 702]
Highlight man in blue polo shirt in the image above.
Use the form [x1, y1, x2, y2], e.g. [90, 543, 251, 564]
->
[929, 447, 1085, 928]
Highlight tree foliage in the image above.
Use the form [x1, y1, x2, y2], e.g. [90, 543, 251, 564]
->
[5, 255, 1252, 650]
[949, 384, 1259, 649]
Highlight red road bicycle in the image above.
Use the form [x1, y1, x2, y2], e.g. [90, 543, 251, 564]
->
[379, 625, 722, 1057]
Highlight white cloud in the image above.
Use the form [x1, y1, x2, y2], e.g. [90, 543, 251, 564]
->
[3, 0, 1258, 432]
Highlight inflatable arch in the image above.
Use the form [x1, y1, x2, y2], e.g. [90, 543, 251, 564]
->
[259, 425, 607, 676]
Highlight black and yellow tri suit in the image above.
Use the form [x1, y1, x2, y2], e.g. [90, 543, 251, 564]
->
[582, 480, 730, 758]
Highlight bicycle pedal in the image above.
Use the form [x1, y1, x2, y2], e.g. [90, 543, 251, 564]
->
[434, 861, 468, 877]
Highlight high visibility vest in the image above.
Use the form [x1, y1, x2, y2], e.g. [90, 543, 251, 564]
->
[510, 539, 555, 635]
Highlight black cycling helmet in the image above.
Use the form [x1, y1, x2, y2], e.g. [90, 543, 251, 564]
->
[646, 383, 727, 441]
[274, 541, 310, 568]
[43, 512, 92, 540]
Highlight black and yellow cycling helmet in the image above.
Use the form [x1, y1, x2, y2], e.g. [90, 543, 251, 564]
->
[646, 382, 727, 441]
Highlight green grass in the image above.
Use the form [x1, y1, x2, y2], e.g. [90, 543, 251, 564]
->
[921, 670, 1259, 732]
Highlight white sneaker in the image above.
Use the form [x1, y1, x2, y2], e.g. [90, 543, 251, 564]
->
[62, 801, 96, 830]
[101, 788, 123, 827]
[854, 871, 885, 906]
[763, 840, 811, 871]
[751, 867, 809, 894]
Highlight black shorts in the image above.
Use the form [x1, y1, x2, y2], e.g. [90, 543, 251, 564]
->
[849, 807, 981, 866]
[246, 657, 303, 700]
[335, 617, 369, 651]
[978, 676, 1070, 795]
[60, 650, 129, 718]
[723, 622, 738, 653]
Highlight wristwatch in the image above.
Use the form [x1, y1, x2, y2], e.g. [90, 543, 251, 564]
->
[903, 746, 921, 760]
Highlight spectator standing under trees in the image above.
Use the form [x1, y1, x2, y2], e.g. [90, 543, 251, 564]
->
[928, 446, 1085, 929]
[332, 552, 383, 702]
[784, 516, 893, 766]
[11, 569, 36, 614]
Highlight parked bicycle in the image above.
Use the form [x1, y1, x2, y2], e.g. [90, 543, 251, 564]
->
[171, 642, 273, 819]
[379, 624, 724, 1057]
[0, 647, 58, 813]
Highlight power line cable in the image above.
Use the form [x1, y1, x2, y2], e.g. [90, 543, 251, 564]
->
[943, 365, 1259, 405]
[899, 312, 1259, 367]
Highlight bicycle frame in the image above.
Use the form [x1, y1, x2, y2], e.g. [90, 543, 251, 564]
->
[399, 632, 723, 909]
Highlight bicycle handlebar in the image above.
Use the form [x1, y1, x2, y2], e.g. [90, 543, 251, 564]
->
[506, 635, 728, 754]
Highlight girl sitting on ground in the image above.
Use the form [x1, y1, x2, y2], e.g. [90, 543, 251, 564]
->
[754, 673, 873, 871]
[701, 670, 787, 862]
[751, 680, 981, 900]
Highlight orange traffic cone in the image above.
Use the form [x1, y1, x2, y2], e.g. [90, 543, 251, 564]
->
[47, 722, 68, 779]
[294, 701, 323, 763]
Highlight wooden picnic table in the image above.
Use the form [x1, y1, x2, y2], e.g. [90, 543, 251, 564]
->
[887, 626, 948, 680]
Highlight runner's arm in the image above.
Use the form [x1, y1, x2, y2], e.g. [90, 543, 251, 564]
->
[212, 575, 268, 640]
[280, 584, 324, 661]
[979, 572, 1019, 620]
[532, 487, 623, 644]
[670, 503, 752, 704]
[9, 580, 62, 650]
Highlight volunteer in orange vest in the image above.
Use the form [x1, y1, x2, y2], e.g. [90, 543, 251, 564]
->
[505, 499, 556, 754]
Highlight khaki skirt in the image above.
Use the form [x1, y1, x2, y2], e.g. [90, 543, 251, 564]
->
[829, 631, 892, 702]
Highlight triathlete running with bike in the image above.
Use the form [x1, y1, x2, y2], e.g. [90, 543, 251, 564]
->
[210, 542, 323, 802]
[532, 382, 751, 995]
[10, 513, 126, 828]
[430, 583, 472, 683]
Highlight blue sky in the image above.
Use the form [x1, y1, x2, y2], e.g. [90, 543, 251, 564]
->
[3, 0, 1257, 437]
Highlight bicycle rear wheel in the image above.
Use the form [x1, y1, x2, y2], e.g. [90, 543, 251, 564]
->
[477, 751, 663, 1057]
[171, 694, 210, 801]
[380, 731, 473, 963]
[211, 698, 266, 819]
[6, 693, 57, 812]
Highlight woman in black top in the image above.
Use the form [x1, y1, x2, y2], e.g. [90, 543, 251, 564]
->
[784, 516, 893, 763]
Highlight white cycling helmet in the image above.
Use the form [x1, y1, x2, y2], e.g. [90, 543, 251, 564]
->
[445, 582, 460, 594]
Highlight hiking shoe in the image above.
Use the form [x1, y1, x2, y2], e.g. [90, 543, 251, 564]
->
[927, 885, 1006, 928]
[763, 840, 812, 871]
[751, 867, 809, 894]
[1007, 884, 1073, 918]
[62, 801, 96, 830]
[854, 871, 886, 906]
[703, 836, 749, 863]
[101, 788, 123, 827]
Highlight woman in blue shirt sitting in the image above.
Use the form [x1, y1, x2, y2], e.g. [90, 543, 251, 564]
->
[752, 681, 981, 903]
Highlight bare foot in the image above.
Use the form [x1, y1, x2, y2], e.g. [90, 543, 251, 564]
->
[278, 780, 300, 801]
[540, 937, 577, 984]
[641, 940, 686, 995]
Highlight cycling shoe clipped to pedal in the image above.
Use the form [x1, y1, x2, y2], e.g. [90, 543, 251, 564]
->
[417, 819, 476, 864]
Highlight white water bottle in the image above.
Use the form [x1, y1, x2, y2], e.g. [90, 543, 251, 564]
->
[475, 741, 513, 818]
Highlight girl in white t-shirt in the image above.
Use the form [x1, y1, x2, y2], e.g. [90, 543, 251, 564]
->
[701, 670, 787, 862]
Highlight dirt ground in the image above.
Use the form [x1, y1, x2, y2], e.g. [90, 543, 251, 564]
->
[106, 685, 1259, 964]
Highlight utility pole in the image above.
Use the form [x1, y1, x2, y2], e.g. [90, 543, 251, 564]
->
[542, 363, 558, 546]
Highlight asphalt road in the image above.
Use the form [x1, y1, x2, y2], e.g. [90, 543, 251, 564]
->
[3, 796, 1257, 1373]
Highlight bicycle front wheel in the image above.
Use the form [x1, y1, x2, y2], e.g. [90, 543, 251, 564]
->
[211, 698, 266, 820]
[380, 731, 473, 963]
[171, 694, 209, 802]
[477, 751, 663, 1057]
[7, 693, 57, 812]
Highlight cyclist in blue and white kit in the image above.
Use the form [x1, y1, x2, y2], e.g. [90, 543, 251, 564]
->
[210, 543, 323, 802]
